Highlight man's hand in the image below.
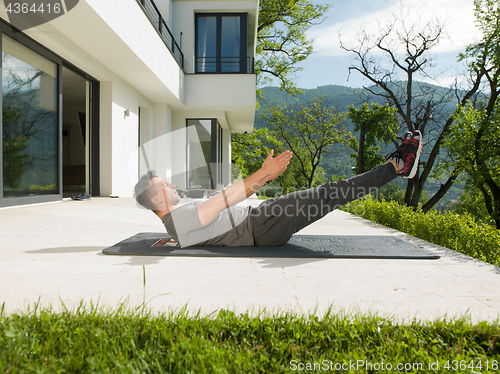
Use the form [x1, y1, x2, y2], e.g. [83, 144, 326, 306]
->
[261, 150, 293, 182]
[197, 149, 292, 227]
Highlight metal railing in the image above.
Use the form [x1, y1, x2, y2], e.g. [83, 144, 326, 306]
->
[137, 0, 184, 69]
[195, 57, 255, 74]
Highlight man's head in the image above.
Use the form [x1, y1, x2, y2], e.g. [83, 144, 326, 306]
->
[134, 170, 181, 213]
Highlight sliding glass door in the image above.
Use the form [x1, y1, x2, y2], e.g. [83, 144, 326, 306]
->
[2, 34, 58, 199]
[186, 119, 223, 189]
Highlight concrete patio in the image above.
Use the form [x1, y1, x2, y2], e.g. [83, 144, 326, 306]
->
[1, 197, 499, 323]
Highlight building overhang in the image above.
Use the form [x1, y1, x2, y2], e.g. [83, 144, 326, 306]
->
[184, 73, 256, 132]
[0, 0, 185, 105]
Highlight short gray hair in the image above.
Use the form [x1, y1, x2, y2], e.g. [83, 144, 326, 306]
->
[134, 170, 159, 210]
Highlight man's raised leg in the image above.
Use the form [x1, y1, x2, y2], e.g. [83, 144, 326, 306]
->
[250, 130, 423, 246]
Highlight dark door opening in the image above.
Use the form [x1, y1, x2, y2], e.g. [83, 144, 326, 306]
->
[62, 67, 88, 198]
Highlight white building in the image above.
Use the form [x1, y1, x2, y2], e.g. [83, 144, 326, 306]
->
[0, 0, 258, 207]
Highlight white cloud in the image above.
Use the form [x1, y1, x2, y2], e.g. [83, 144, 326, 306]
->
[309, 0, 481, 57]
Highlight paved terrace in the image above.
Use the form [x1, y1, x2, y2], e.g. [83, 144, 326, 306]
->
[1, 197, 499, 323]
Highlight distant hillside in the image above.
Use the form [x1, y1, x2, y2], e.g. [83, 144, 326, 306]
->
[257, 85, 366, 109]
[256, 85, 364, 128]
[253, 82, 471, 193]
[255, 82, 466, 129]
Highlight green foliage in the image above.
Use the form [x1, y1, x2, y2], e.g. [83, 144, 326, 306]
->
[347, 103, 399, 174]
[450, 183, 496, 227]
[446, 0, 500, 227]
[375, 183, 429, 206]
[441, 100, 500, 228]
[343, 197, 500, 267]
[28, 184, 57, 192]
[231, 128, 281, 182]
[2, 104, 30, 189]
[459, 0, 500, 80]
[260, 95, 353, 188]
[1, 305, 499, 373]
[375, 183, 406, 204]
[2, 137, 30, 189]
[256, 0, 329, 96]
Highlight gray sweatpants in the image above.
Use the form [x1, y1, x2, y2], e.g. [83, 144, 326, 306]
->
[249, 163, 397, 246]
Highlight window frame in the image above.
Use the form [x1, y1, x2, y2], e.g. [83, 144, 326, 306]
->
[186, 118, 223, 189]
[0, 20, 63, 207]
[0, 18, 100, 207]
[194, 13, 248, 74]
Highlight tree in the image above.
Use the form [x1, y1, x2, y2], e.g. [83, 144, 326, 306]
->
[231, 127, 280, 182]
[2, 51, 59, 191]
[256, 0, 328, 95]
[432, 0, 500, 226]
[442, 101, 500, 228]
[450, 182, 496, 227]
[2, 104, 30, 189]
[339, 7, 488, 211]
[347, 103, 399, 174]
[260, 95, 353, 188]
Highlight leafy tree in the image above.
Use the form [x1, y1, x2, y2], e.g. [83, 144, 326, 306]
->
[375, 183, 429, 206]
[2, 104, 30, 189]
[260, 95, 353, 188]
[231, 127, 280, 182]
[2, 55, 58, 191]
[450, 182, 496, 227]
[256, 0, 328, 96]
[339, 6, 488, 211]
[231, 127, 312, 194]
[436, 0, 500, 228]
[424, 0, 500, 212]
[347, 103, 399, 174]
[442, 100, 500, 228]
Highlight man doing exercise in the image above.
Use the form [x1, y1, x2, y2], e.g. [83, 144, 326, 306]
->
[134, 131, 423, 248]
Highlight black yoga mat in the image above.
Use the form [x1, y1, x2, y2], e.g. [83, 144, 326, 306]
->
[102, 233, 440, 259]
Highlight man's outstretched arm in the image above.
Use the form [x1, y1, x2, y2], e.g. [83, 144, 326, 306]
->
[197, 150, 292, 227]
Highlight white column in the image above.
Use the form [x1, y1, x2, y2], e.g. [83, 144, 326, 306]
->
[99, 81, 113, 196]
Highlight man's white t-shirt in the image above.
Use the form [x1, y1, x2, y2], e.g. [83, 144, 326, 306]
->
[161, 200, 254, 247]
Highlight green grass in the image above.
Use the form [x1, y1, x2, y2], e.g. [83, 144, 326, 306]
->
[1, 304, 499, 373]
[3, 197, 500, 373]
[342, 196, 500, 267]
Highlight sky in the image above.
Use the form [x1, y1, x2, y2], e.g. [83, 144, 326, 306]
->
[293, 0, 482, 89]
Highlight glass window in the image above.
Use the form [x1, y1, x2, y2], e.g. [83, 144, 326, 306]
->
[2, 34, 58, 198]
[186, 119, 223, 189]
[196, 16, 217, 73]
[195, 14, 247, 73]
[220, 16, 240, 72]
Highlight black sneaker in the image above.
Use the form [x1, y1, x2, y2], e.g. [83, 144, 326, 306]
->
[385, 131, 411, 166]
[401, 131, 412, 143]
[71, 193, 92, 200]
[386, 130, 423, 178]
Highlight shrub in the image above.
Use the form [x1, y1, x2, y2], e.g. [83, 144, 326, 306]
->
[342, 196, 500, 267]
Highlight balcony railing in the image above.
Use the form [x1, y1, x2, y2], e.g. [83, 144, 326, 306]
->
[137, 0, 184, 69]
[195, 57, 255, 74]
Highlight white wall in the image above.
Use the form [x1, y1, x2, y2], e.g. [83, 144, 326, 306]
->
[99, 82, 113, 196]
[99, 77, 176, 198]
[170, 111, 188, 188]
[155, 0, 174, 28]
[0, 0, 257, 200]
